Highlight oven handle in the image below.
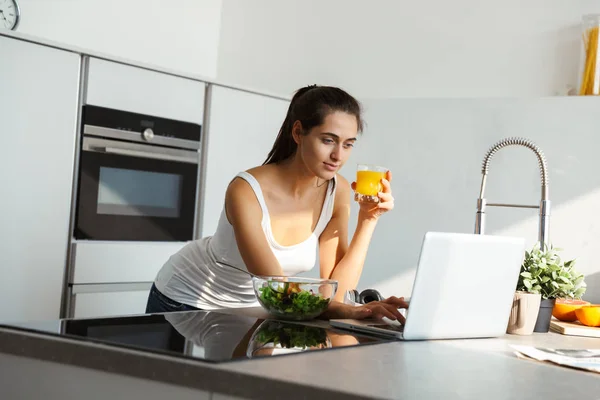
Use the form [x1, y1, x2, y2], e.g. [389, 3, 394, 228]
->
[102, 147, 199, 164]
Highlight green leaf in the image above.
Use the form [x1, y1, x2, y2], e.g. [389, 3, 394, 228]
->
[558, 276, 572, 284]
[559, 284, 572, 290]
[523, 280, 533, 290]
[520, 272, 532, 279]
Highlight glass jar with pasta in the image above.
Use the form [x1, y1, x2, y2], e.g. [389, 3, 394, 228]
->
[579, 14, 600, 95]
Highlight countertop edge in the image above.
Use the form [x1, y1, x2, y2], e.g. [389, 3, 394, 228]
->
[0, 326, 379, 400]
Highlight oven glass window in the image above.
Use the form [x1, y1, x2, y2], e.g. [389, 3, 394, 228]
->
[97, 167, 183, 218]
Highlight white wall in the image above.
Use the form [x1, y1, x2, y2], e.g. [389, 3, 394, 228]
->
[217, 1, 600, 302]
[299, 97, 600, 304]
[15, 0, 222, 78]
[218, 0, 599, 98]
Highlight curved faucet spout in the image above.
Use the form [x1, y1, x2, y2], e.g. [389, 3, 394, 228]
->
[474, 137, 551, 249]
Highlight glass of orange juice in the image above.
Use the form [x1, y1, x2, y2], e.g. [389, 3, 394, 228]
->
[355, 164, 387, 203]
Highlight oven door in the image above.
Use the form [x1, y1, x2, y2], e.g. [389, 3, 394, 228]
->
[75, 136, 199, 241]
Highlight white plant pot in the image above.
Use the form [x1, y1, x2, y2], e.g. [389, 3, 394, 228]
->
[506, 291, 542, 335]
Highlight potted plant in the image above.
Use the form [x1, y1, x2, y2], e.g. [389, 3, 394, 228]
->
[516, 243, 587, 333]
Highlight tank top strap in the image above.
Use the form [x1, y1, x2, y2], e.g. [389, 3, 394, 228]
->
[235, 171, 270, 221]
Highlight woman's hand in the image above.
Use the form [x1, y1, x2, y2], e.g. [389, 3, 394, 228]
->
[323, 296, 409, 324]
[351, 170, 395, 221]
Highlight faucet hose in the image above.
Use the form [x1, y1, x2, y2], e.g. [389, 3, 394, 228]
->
[481, 137, 549, 187]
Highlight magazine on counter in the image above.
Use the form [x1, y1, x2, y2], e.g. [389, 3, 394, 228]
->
[511, 345, 600, 374]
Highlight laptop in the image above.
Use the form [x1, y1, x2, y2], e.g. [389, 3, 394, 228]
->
[330, 232, 526, 340]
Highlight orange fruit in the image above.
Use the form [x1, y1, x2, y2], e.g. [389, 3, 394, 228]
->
[552, 299, 590, 322]
[575, 305, 600, 327]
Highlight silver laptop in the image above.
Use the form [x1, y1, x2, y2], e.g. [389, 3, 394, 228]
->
[330, 232, 526, 340]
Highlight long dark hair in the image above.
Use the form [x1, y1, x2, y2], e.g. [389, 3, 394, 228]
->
[263, 85, 363, 165]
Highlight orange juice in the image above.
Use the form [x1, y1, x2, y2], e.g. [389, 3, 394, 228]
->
[356, 170, 385, 196]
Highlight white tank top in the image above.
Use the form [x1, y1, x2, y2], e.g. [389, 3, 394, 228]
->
[154, 171, 337, 309]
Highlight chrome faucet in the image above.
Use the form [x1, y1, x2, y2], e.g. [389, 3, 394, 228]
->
[474, 138, 550, 249]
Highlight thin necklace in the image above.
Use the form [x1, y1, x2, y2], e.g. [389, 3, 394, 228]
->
[316, 178, 328, 188]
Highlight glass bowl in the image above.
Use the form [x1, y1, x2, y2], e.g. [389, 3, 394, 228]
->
[252, 276, 338, 321]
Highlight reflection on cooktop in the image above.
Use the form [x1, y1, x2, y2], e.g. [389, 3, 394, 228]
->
[3, 310, 392, 363]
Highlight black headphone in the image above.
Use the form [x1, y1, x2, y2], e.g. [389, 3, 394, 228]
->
[348, 289, 384, 304]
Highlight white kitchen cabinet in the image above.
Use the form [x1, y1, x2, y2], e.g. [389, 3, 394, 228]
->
[86, 58, 206, 124]
[200, 86, 290, 236]
[73, 287, 151, 319]
[71, 241, 188, 284]
[68, 241, 188, 318]
[0, 36, 80, 323]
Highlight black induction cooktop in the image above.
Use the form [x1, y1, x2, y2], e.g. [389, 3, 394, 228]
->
[2, 310, 392, 363]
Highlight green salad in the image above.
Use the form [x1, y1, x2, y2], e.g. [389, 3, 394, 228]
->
[257, 281, 330, 318]
[253, 321, 328, 349]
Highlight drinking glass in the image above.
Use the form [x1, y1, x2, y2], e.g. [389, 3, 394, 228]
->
[355, 164, 387, 203]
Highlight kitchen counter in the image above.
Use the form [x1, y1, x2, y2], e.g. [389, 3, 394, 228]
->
[1, 308, 600, 400]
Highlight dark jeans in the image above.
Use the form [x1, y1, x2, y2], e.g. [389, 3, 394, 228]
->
[145, 283, 201, 314]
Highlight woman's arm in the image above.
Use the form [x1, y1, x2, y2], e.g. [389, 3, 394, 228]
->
[319, 172, 394, 302]
[225, 177, 284, 276]
[319, 176, 376, 301]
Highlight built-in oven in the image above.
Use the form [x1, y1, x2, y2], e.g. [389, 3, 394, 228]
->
[74, 105, 202, 241]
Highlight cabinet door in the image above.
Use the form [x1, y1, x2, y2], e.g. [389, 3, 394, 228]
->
[72, 241, 188, 284]
[73, 288, 151, 319]
[200, 86, 289, 236]
[86, 58, 205, 124]
[0, 36, 80, 322]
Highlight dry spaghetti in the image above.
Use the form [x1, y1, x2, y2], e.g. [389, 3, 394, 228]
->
[580, 19, 600, 95]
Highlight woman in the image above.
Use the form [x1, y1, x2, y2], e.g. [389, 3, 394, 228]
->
[147, 84, 408, 322]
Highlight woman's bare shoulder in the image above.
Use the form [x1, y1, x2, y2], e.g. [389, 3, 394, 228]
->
[243, 165, 280, 186]
[243, 164, 273, 177]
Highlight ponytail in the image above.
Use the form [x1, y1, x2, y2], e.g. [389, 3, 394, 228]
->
[263, 85, 363, 165]
[263, 85, 316, 165]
